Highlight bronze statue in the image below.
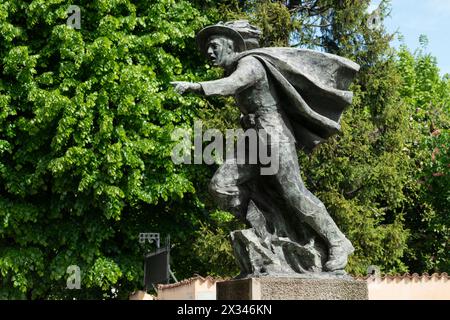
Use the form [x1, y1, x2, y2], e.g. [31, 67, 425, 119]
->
[172, 20, 360, 277]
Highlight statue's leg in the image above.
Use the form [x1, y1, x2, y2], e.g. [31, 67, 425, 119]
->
[209, 158, 258, 219]
[209, 158, 262, 276]
[272, 142, 354, 271]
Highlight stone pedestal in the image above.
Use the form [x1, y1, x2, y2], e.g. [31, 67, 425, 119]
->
[216, 277, 368, 300]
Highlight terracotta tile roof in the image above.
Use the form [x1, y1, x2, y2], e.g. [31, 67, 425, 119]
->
[157, 275, 226, 290]
[355, 272, 449, 282]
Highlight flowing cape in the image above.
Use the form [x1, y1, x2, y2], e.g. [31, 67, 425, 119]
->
[236, 47, 360, 152]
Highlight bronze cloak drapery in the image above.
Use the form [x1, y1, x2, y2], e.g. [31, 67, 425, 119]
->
[235, 47, 360, 152]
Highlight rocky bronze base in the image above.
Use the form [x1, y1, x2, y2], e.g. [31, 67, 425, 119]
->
[216, 277, 368, 300]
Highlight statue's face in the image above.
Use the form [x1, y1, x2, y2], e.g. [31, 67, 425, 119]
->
[206, 36, 235, 68]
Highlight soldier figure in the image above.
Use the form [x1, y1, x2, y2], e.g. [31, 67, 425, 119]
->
[172, 21, 360, 274]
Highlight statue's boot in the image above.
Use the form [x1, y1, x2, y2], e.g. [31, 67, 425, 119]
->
[301, 205, 354, 272]
[324, 238, 354, 271]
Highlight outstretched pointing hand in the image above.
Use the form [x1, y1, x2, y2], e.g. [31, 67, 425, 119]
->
[170, 81, 202, 95]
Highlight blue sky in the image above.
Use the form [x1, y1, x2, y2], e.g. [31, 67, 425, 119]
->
[370, 0, 450, 76]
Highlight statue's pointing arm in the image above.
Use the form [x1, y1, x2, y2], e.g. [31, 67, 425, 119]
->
[170, 56, 264, 96]
[199, 57, 264, 97]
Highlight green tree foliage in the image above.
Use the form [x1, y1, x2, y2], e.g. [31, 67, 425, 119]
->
[1, 0, 448, 300]
[290, 0, 413, 275]
[0, 0, 226, 299]
[396, 40, 450, 272]
[246, 0, 292, 47]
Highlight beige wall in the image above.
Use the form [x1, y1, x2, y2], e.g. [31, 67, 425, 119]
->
[193, 279, 216, 300]
[155, 274, 450, 300]
[157, 277, 217, 300]
[158, 283, 195, 300]
[367, 276, 450, 300]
